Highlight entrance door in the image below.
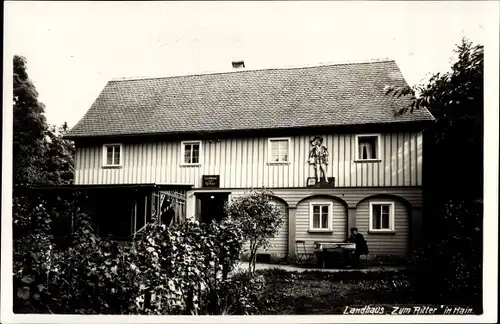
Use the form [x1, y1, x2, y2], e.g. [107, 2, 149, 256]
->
[196, 193, 230, 223]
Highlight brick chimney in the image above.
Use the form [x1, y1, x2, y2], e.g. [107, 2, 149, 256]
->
[231, 60, 245, 69]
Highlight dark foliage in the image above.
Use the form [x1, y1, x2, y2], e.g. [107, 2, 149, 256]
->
[13, 55, 48, 189]
[13, 210, 266, 315]
[387, 39, 484, 308]
[13, 55, 75, 240]
[13, 56, 75, 190]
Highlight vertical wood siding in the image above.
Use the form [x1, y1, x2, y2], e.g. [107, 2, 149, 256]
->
[295, 197, 348, 254]
[356, 198, 409, 256]
[75, 132, 423, 188]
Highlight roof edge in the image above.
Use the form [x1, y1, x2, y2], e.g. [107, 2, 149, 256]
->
[27, 183, 194, 190]
[64, 119, 436, 141]
[108, 58, 397, 82]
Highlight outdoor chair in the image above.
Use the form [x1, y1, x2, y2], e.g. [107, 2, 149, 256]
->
[295, 240, 315, 264]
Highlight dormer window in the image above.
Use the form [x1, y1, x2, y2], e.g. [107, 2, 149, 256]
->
[102, 144, 122, 167]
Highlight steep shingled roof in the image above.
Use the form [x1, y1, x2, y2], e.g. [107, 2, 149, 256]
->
[66, 60, 435, 138]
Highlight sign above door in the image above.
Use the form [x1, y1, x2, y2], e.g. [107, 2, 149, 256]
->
[202, 175, 220, 188]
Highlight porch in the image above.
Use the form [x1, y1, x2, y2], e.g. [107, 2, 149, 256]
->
[27, 183, 192, 240]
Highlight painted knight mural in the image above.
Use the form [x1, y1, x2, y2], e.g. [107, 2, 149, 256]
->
[308, 136, 330, 183]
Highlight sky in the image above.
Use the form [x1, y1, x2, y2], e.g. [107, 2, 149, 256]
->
[5, 1, 495, 128]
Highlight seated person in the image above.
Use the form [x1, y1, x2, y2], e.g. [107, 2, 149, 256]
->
[345, 227, 369, 268]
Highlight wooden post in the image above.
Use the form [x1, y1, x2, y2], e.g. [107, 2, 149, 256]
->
[144, 195, 148, 225]
[287, 207, 297, 259]
[133, 197, 137, 234]
[347, 207, 356, 236]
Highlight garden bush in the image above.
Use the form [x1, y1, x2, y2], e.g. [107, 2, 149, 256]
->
[13, 207, 264, 315]
[225, 189, 284, 273]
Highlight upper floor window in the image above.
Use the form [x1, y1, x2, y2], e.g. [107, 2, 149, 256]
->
[181, 141, 201, 165]
[102, 144, 122, 167]
[309, 201, 333, 232]
[355, 134, 380, 161]
[268, 138, 291, 163]
[369, 201, 395, 232]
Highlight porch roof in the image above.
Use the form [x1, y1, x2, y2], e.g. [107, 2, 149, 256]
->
[27, 183, 193, 192]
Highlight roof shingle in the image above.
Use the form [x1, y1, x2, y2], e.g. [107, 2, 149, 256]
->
[66, 60, 435, 138]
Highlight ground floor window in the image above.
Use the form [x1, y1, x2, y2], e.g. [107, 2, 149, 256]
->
[369, 201, 395, 232]
[309, 201, 333, 231]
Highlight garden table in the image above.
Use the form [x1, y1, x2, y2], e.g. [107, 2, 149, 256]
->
[314, 241, 356, 269]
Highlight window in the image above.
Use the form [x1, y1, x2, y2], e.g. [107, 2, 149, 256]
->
[309, 201, 333, 231]
[181, 141, 202, 165]
[102, 144, 122, 167]
[268, 138, 291, 163]
[355, 134, 380, 161]
[369, 201, 395, 232]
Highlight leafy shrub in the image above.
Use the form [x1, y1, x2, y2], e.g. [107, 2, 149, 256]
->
[411, 199, 482, 307]
[13, 201, 56, 313]
[13, 207, 265, 315]
[205, 271, 266, 315]
[226, 189, 284, 273]
[14, 213, 136, 314]
[130, 216, 246, 314]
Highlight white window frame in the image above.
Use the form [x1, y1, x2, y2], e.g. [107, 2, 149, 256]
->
[308, 201, 333, 232]
[102, 143, 123, 167]
[267, 137, 292, 164]
[369, 201, 395, 232]
[355, 134, 381, 162]
[180, 140, 202, 166]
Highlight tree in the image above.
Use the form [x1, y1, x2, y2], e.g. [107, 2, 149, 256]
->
[13, 55, 49, 188]
[13, 55, 75, 189]
[386, 39, 483, 202]
[13, 56, 76, 311]
[44, 123, 75, 186]
[386, 39, 483, 307]
[225, 189, 284, 273]
[13, 55, 75, 237]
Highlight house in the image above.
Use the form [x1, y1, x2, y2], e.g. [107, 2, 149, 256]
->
[63, 59, 435, 260]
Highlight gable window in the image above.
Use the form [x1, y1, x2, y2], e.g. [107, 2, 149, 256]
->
[181, 141, 202, 165]
[309, 201, 333, 232]
[369, 201, 395, 232]
[102, 144, 122, 167]
[355, 134, 380, 161]
[268, 138, 291, 163]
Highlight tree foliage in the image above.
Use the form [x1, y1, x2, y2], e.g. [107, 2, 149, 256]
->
[386, 39, 483, 201]
[13, 55, 49, 188]
[13, 55, 75, 190]
[13, 55, 75, 242]
[387, 39, 484, 307]
[225, 189, 284, 273]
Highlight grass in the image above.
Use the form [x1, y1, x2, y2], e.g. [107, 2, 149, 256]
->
[253, 268, 416, 314]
